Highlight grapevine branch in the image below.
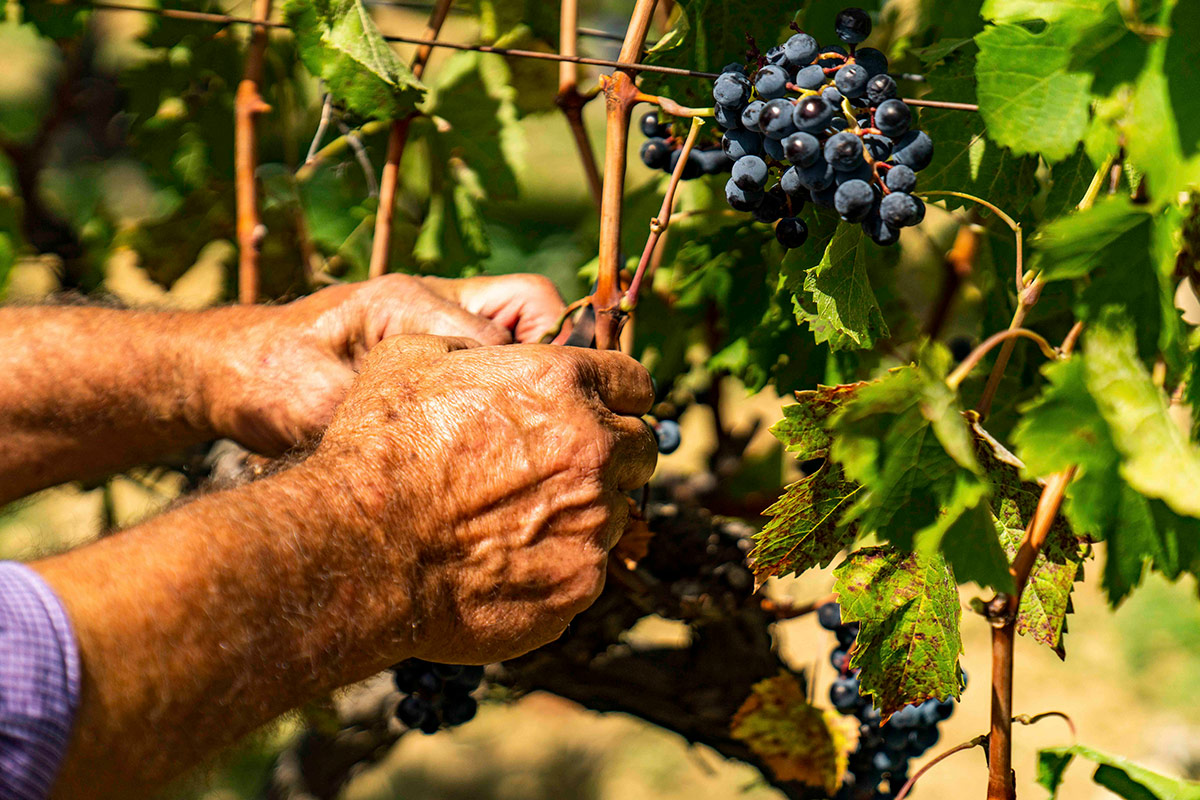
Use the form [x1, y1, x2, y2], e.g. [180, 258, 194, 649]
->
[592, 0, 659, 351]
[945, 327, 1059, 390]
[234, 0, 273, 304]
[557, 0, 603, 207]
[984, 324, 1082, 800]
[368, 0, 453, 279]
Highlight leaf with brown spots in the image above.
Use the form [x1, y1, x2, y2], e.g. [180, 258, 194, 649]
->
[731, 673, 858, 794]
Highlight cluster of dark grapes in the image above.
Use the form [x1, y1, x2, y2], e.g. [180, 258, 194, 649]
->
[713, 8, 934, 249]
[639, 112, 734, 179]
[818, 602, 955, 799]
[390, 659, 484, 734]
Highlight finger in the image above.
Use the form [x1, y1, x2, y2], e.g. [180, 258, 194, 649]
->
[426, 275, 568, 344]
[415, 294, 515, 346]
[570, 350, 655, 416]
[364, 334, 481, 371]
[600, 493, 631, 551]
[602, 414, 659, 491]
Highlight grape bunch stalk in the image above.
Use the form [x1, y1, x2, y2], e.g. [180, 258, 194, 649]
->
[714, 8, 933, 249]
[818, 602, 956, 799]
[390, 659, 484, 734]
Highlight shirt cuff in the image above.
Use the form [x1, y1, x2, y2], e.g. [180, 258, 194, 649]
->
[0, 562, 82, 800]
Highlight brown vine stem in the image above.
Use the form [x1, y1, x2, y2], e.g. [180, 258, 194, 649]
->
[593, 0, 659, 351]
[368, 0, 454, 279]
[557, 0, 603, 208]
[945, 327, 1059, 390]
[621, 116, 703, 310]
[895, 735, 988, 800]
[234, 0, 273, 304]
[985, 325, 1082, 800]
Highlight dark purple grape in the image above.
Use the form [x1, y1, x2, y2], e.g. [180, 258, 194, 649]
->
[836, 7, 872, 44]
[775, 216, 808, 248]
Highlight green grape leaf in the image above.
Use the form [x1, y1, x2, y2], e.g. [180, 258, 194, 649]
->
[731, 673, 858, 794]
[1044, 146, 1096, 219]
[974, 22, 1092, 162]
[1037, 745, 1200, 799]
[639, 0, 797, 108]
[285, 0, 425, 120]
[834, 547, 963, 715]
[794, 224, 888, 351]
[769, 384, 866, 460]
[828, 348, 1010, 590]
[751, 463, 862, 583]
[918, 46, 1039, 212]
[424, 51, 523, 201]
[1033, 197, 1152, 282]
[1012, 325, 1200, 605]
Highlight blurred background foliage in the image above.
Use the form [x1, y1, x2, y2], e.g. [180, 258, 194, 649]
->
[3, 0, 1200, 798]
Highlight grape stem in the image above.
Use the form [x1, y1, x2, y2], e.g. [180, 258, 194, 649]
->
[234, 0, 273, 304]
[1013, 710, 1077, 739]
[557, 0, 604, 208]
[621, 117, 704, 312]
[368, 0, 454, 279]
[894, 734, 988, 800]
[632, 91, 715, 118]
[944, 328, 1059, 390]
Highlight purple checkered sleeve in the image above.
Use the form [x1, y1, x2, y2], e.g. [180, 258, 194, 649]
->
[0, 562, 81, 800]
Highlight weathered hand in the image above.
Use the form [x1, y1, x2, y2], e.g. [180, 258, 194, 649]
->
[201, 273, 567, 454]
[301, 335, 658, 664]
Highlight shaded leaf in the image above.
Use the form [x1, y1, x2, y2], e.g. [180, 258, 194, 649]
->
[796, 224, 888, 351]
[751, 463, 862, 582]
[731, 673, 858, 794]
[1037, 745, 1200, 799]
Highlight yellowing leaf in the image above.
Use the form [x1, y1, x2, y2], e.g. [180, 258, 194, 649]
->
[731, 673, 857, 794]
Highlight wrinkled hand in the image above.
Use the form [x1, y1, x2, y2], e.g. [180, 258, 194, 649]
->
[201, 273, 566, 454]
[302, 335, 657, 664]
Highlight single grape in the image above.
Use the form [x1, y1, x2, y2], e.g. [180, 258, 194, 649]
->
[762, 135, 785, 161]
[654, 419, 682, 454]
[835, 161, 875, 187]
[810, 184, 837, 208]
[668, 148, 703, 180]
[640, 138, 671, 170]
[740, 100, 766, 130]
[783, 131, 821, 166]
[817, 602, 842, 630]
[397, 695, 432, 729]
[755, 64, 790, 100]
[836, 7, 872, 44]
[759, 98, 797, 139]
[441, 694, 478, 726]
[884, 164, 916, 193]
[913, 724, 940, 752]
[863, 212, 900, 246]
[639, 111, 667, 139]
[793, 96, 834, 132]
[854, 47, 889, 77]
[830, 676, 862, 713]
[888, 704, 924, 729]
[830, 116, 849, 132]
[780, 166, 805, 197]
[880, 191, 920, 227]
[725, 178, 764, 211]
[831, 647, 850, 672]
[695, 148, 733, 175]
[713, 72, 751, 106]
[822, 86, 845, 107]
[866, 73, 898, 104]
[732, 155, 768, 190]
[875, 98, 911, 137]
[784, 32, 819, 67]
[911, 195, 926, 224]
[835, 63, 870, 98]
[835, 622, 860, 647]
[863, 133, 892, 161]
[416, 671, 442, 694]
[825, 131, 865, 171]
[892, 130, 933, 170]
[933, 698, 955, 721]
[856, 703, 882, 726]
[872, 748, 902, 773]
[713, 102, 743, 130]
[794, 64, 826, 90]
[764, 44, 788, 67]
[722, 129, 762, 160]
[798, 158, 836, 190]
[834, 178, 874, 221]
[754, 188, 786, 223]
[720, 61, 746, 75]
[775, 216, 809, 248]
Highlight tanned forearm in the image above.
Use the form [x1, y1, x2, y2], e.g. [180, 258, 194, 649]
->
[32, 462, 415, 799]
[0, 306, 228, 504]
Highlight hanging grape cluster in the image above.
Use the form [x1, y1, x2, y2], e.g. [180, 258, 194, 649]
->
[713, 8, 933, 249]
[638, 111, 734, 179]
[818, 602, 956, 799]
[390, 659, 484, 734]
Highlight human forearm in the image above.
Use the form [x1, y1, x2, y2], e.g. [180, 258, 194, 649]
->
[33, 462, 412, 798]
[0, 306, 230, 503]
